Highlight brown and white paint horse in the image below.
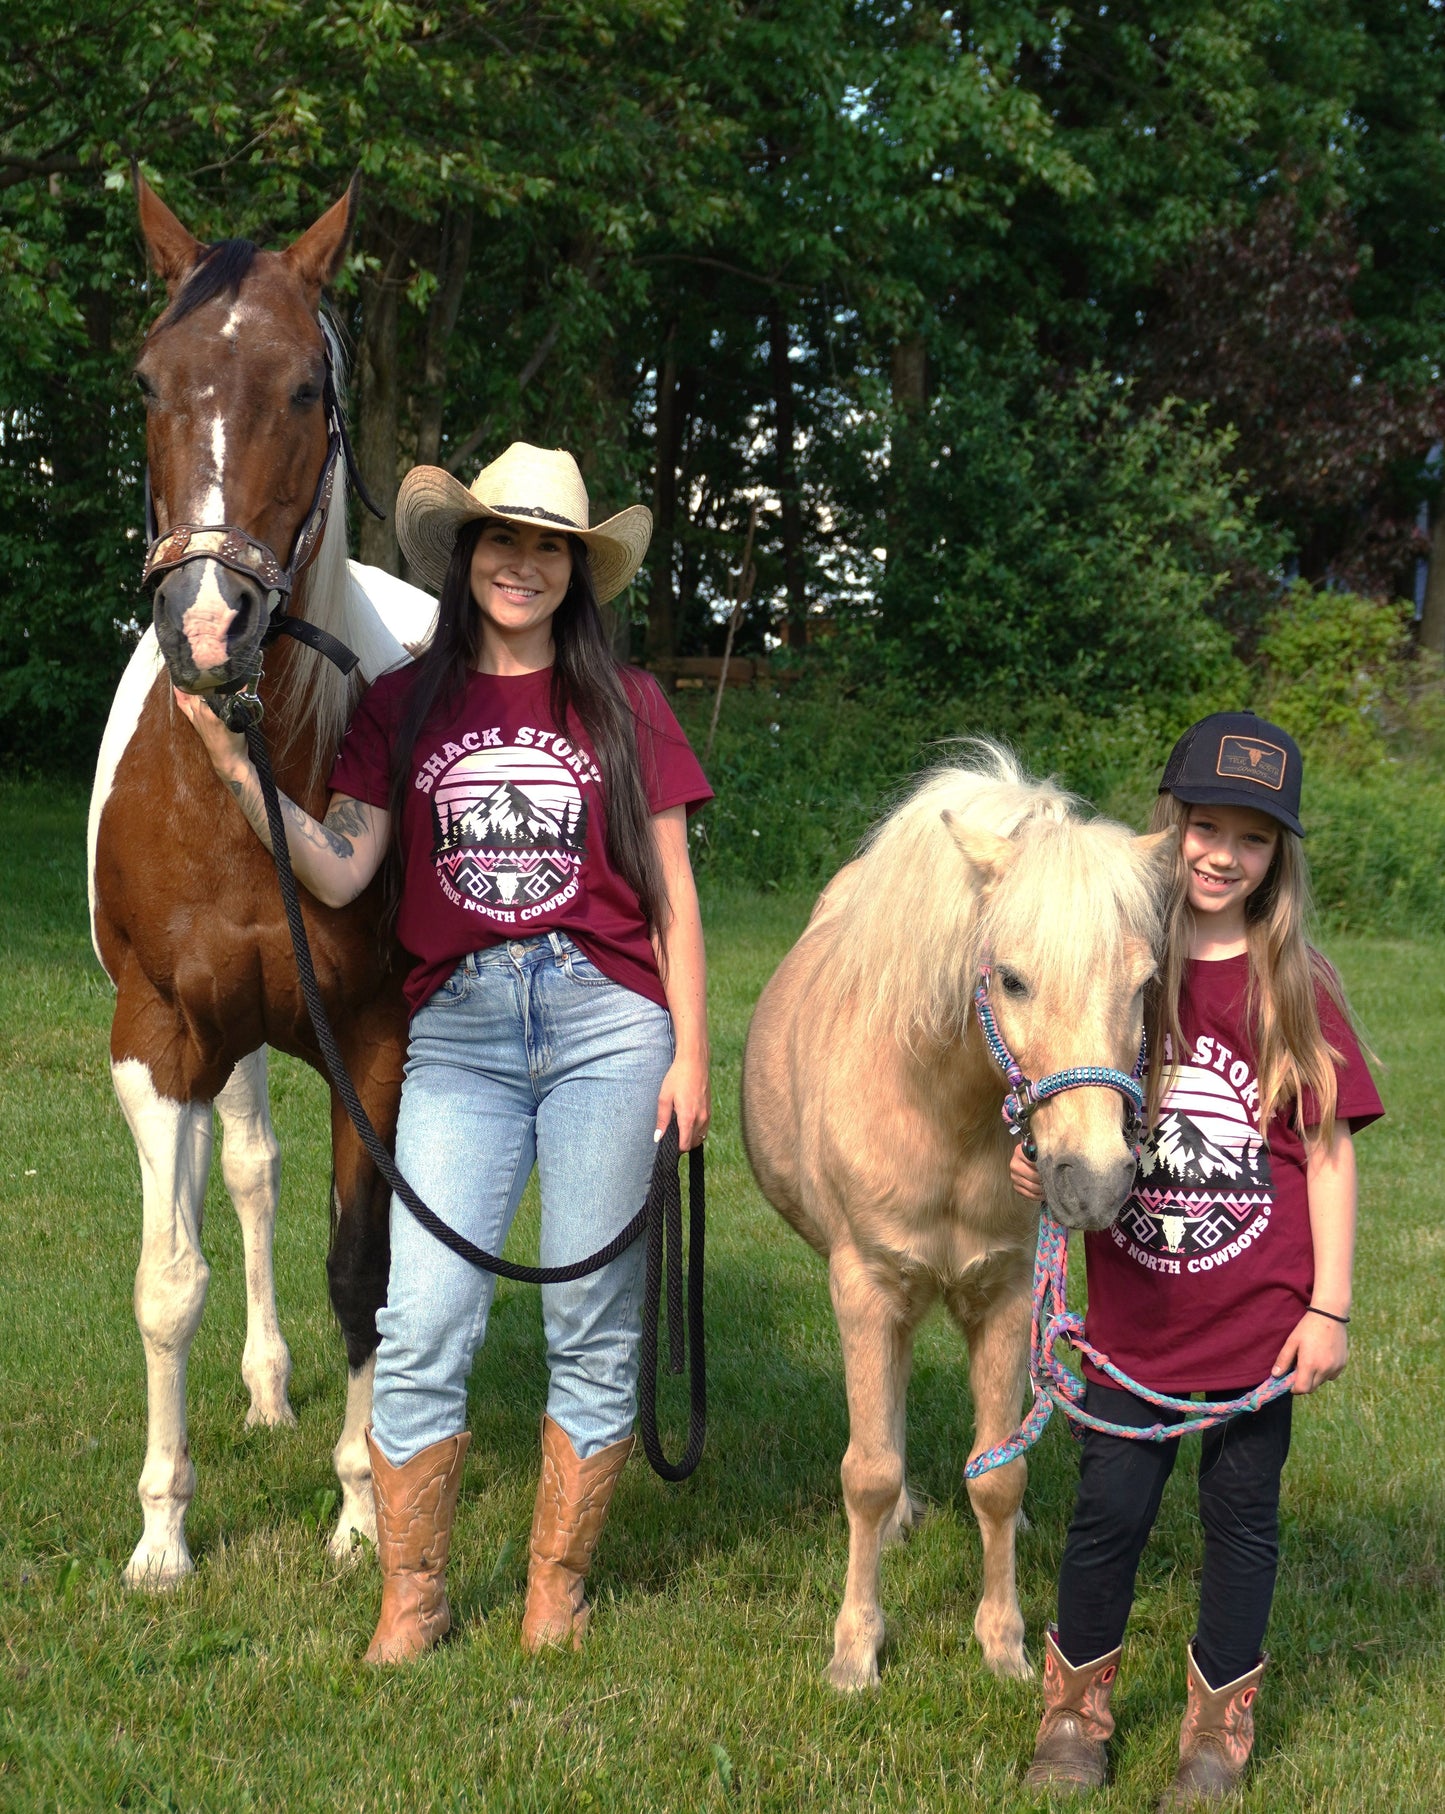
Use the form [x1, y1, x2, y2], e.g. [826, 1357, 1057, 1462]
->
[88, 176, 434, 1585]
[742, 745, 1172, 1688]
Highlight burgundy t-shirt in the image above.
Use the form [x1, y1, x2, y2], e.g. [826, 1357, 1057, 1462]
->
[329, 664, 712, 1014]
[1082, 953, 1383, 1393]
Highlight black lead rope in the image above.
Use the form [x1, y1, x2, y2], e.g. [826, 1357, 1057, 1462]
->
[244, 722, 706, 1481]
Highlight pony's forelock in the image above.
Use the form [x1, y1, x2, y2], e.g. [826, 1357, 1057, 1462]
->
[825, 740, 1165, 1051]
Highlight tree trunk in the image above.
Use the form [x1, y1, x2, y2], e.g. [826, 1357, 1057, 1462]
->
[1420, 499, 1445, 656]
[413, 206, 473, 475]
[646, 323, 681, 661]
[885, 334, 928, 612]
[356, 213, 407, 573]
[769, 301, 807, 648]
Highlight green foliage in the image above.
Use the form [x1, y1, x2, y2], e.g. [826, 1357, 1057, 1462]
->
[873, 362, 1275, 715]
[682, 651, 1445, 941]
[1257, 583, 1411, 766]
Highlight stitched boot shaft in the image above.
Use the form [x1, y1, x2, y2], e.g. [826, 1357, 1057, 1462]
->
[521, 1414, 634, 1654]
[1024, 1628, 1122, 1795]
[364, 1429, 470, 1665]
[1155, 1642, 1266, 1809]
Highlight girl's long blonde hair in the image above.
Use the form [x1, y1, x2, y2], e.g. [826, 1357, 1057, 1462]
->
[1146, 792, 1352, 1146]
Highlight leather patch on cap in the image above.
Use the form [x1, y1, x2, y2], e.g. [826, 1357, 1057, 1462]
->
[1216, 735, 1286, 790]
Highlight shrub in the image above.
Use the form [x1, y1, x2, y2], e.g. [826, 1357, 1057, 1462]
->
[868, 358, 1284, 718]
[1256, 583, 1412, 768]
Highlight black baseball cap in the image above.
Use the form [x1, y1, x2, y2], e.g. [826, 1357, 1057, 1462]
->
[1159, 711, 1305, 837]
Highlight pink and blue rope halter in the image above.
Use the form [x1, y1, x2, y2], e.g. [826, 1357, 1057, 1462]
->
[964, 968, 1293, 1480]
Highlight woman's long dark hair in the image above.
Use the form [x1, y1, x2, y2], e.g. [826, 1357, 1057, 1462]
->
[384, 517, 668, 946]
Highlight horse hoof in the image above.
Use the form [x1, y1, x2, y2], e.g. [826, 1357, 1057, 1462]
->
[328, 1508, 376, 1565]
[826, 1649, 882, 1693]
[244, 1399, 298, 1430]
[123, 1543, 193, 1591]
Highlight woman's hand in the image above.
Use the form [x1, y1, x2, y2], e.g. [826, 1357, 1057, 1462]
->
[656, 1052, 710, 1151]
[1010, 1141, 1045, 1201]
[651, 805, 710, 1151]
[1271, 1310, 1348, 1395]
[172, 684, 249, 781]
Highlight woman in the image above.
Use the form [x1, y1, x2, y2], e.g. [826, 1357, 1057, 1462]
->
[176, 442, 712, 1663]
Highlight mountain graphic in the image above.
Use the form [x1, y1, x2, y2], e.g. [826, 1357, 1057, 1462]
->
[1139, 1110, 1271, 1190]
[435, 782, 579, 854]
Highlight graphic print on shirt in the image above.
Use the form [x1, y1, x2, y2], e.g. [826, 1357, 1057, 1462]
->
[1110, 1037, 1274, 1275]
[427, 740, 592, 921]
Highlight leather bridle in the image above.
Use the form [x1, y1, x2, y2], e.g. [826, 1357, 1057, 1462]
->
[140, 336, 381, 726]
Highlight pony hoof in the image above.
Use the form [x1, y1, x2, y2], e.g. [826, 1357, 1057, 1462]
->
[981, 1643, 1034, 1681]
[826, 1649, 882, 1693]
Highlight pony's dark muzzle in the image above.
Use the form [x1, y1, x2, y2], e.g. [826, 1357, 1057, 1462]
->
[153, 558, 267, 690]
[1041, 1149, 1138, 1233]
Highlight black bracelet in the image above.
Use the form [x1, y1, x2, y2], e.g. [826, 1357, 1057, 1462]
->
[1306, 1305, 1351, 1326]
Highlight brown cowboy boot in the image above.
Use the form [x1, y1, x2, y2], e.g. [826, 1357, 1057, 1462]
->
[364, 1428, 470, 1664]
[1024, 1628, 1122, 1796]
[1156, 1642, 1266, 1808]
[520, 1414, 634, 1654]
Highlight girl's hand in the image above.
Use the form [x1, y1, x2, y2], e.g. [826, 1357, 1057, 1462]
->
[1010, 1141, 1045, 1202]
[656, 1053, 710, 1151]
[1271, 1311, 1348, 1395]
[173, 685, 248, 781]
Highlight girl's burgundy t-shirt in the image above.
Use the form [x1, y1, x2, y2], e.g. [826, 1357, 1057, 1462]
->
[1082, 952, 1382, 1393]
[329, 663, 712, 1014]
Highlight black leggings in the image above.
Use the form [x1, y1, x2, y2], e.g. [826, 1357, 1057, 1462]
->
[1056, 1380, 1293, 1688]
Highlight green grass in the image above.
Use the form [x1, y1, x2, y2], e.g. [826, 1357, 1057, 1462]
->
[1, 779, 1442, 1812]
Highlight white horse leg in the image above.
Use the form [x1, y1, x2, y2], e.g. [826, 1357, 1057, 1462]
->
[113, 1057, 213, 1588]
[329, 1350, 377, 1562]
[961, 1284, 1034, 1679]
[827, 1244, 917, 1692]
[214, 1049, 295, 1428]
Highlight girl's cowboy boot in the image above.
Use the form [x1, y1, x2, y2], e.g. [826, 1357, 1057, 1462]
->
[1024, 1628, 1122, 1796]
[364, 1428, 470, 1664]
[1155, 1642, 1267, 1809]
[520, 1414, 634, 1654]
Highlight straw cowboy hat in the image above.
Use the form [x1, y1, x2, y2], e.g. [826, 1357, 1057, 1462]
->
[395, 442, 652, 603]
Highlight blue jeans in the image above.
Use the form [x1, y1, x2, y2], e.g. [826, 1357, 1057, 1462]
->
[371, 931, 673, 1465]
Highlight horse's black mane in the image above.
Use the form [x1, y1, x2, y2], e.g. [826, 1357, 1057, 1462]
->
[158, 238, 259, 329]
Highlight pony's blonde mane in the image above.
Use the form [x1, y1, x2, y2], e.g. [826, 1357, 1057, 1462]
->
[823, 740, 1164, 1049]
[271, 327, 405, 788]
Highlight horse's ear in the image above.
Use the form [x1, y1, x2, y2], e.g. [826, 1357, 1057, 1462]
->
[941, 810, 1016, 885]
[135, 170, 204, 296]
[283, 174, 359, 305]
[1132, 826, 1178, 882]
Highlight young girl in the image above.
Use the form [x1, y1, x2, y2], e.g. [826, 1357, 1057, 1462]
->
[1015, 712, 1382, 1806]
[176, 442, 712, 1665]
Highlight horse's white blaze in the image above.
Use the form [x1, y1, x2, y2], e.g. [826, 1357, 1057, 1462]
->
[87, 628, 166, 969]
[181, 564, 240, 672]
[220, 302, 246, 341]
[214, 1050, 295, 1429]
[330, 1350, 378, 1562]
[113, 1057, 214, 1588]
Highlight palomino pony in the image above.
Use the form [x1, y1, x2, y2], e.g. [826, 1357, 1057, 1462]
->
[88, 176, 434, 1585]
[741, 744, 1172, 1688]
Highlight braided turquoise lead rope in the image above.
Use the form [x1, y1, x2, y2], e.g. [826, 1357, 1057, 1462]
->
[965, 1211, 1295, 1480]
[965, 968, 1293, 1480]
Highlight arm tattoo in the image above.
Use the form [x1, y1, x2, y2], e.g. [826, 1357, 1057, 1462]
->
[225, 770, 353, 862]
[324, 797, 372, 843]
